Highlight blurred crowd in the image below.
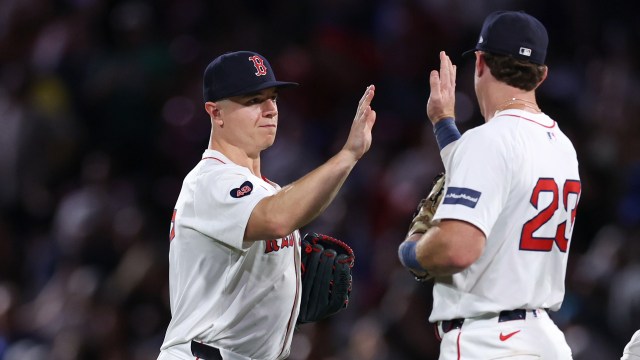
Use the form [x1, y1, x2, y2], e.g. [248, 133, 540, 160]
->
[1, 0, 639, 359]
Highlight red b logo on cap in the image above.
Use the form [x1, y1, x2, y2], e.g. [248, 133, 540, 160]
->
[248, 55, 267, 76]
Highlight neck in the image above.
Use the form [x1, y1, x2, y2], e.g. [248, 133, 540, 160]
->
[492, 97, 541, 118]
[209, 140, 262, 177]
[477, 80, 541, 121]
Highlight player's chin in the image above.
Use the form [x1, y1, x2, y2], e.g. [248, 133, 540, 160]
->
[258, 135, 277, 150]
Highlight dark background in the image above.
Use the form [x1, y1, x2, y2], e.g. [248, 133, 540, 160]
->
[1, 0, 639, 359]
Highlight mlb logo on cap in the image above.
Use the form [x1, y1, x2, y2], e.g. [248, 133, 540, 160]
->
[464, 11, 548, 65]
[519, 47, 532, 57]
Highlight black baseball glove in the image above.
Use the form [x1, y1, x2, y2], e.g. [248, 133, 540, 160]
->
[297, 233, 354, 324]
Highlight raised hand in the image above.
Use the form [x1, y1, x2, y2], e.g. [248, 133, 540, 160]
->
[427, 51, 457, 124]
[343, 85, 376, 160]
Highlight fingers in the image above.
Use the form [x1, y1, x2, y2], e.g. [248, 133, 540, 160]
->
[357, 85, 374, 108]
[439, 51, 456, 91]
[430, 52, 454, 95]
[439, 51, 450, 85]
[344, 84, 376, 160]
[356, 85, 375, 121]
[363, 85, 376, 131]
[451, 64, 457, 89]
[436, 51, 457, 99]
[363, 107, 377, 130]
[367, 84, 375, 102]
[427, 51, 457, 123]
[356, 85, 376, 118]
[429, 69, 441, 98]
[361, 85, 375, 111]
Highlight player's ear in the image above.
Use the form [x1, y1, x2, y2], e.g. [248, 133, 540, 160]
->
[475, 51, 486, 77]
[539, 66, 548, 84]
[532, 66, 548, 91]
[205, 101, 224, 127]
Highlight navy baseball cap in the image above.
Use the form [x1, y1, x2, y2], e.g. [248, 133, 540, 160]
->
[463, 11, 548, 65]
[203, 51, 298, 102]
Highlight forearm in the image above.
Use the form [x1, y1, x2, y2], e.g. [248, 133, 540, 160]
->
[278, 149, 356, 225]
[414, 227, 465, 277]
[245, 149, 357, 241]
[399, 221, 485, 277]
[398, 227, 461, 277]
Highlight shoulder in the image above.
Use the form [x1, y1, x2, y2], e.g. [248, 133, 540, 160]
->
[463, 111, 557, 145]
[194, 150, 253, 179]
[456, 120, 512, 152]
[185, 161, 242, 190]
[491, 110, 556, 131]
[446, 118, 526, 170]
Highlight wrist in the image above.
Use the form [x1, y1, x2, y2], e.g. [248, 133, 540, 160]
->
[430, 113, 455, 124]
[398, 240, 427, 272]
[433, 117, 461, 150]
[398, 240, 432, 282]
[337, 148, 360, 164]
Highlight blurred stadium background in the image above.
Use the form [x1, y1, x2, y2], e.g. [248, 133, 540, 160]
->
[1, 0, 639, 359]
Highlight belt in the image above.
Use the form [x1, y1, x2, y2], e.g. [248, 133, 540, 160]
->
[440, 309, 528, 334]
[191, 340, 223, 360]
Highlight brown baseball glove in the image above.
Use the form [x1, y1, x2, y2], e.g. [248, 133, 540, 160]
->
[407, 172, 446, 237]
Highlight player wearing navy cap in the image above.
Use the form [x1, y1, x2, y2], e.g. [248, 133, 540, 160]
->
[398, 11, 580, 359]
[158, 51, 376, 360]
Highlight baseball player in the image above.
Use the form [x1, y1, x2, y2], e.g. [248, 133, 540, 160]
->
[622, 330, 640, 359]
[398, 11, 581, 359]
[157, 51, 376, 360]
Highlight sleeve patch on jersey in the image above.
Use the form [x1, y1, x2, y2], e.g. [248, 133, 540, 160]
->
[230, 181, 254, 198]
[443, 187, 481, 208]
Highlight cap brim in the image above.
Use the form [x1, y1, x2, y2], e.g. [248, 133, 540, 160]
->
[238, 80, 299, 97]
[209, 81, 299, 102]
[263, 81, 299, 91]
[462, 48, 477, 58]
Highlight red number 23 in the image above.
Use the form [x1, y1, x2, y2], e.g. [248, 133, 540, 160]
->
[520, 178, 581, 252]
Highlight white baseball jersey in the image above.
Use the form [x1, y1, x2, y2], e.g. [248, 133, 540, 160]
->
[622, 330, 640, 360]
[159, 149, 301, 360]
[431, 109, 581, 322]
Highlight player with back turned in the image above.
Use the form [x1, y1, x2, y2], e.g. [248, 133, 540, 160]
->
[157, 51, 376, 360]
[622, 330, 640, 359]
[398, 11, 581, 359]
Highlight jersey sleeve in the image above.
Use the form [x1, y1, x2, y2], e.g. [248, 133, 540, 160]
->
[439, 140, 457, 171]
[192, 167, 272, 250]
[433, 127, 512, 238]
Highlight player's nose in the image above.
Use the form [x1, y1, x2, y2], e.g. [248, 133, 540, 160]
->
[262, 99, 278, 118]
